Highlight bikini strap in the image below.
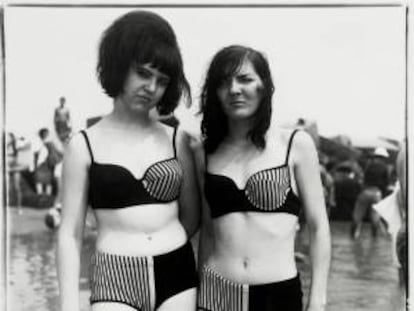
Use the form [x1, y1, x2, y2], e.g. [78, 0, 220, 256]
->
[172, 126, 178, 157]
[285, 129, 301, 164]
[204, 147, 208, 168]
[80, 130, 95, 162]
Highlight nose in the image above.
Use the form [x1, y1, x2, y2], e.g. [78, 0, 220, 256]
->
[145, 77, 157, 93]
[228, 79, 241, 94]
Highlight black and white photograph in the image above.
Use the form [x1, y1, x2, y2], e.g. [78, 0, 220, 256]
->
[1, 1, 410, 311]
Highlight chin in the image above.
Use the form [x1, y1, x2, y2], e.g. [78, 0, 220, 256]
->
[228, 111, 255, 121]
[130, 103, 154, 113]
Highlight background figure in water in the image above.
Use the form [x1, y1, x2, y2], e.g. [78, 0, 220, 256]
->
[351, 147, 390, 239]
[54, 96, 72, 144]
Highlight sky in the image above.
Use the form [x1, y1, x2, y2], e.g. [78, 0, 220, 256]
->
[4, 5, 406, 143]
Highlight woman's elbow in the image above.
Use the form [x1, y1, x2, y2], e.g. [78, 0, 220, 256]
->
[57, 221, 83, 246]
[182, 216, 201, 238]
[306, 214, 330, 235]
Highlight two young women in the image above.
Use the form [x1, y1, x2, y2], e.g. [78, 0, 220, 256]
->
[57, 10, 330, 311]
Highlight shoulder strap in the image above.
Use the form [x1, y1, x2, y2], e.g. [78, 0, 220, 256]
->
[285, 129, 300, 164]
[80, 130, 94, 162]
[172, 126, 178, 157]
[204, 146, 208, 168]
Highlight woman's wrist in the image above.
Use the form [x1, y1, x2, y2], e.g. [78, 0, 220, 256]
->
[306, 299, 327, 310]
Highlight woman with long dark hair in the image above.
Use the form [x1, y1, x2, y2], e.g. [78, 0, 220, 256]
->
[197, 45, 331, 311]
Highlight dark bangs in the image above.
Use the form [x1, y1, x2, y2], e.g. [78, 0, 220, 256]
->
[136, 39, 182, 79]
[207, 49, 247, 91]
[131, 35, 190, 115]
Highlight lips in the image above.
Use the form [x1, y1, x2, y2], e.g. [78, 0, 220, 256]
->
[229, 100, 246, 107]
[136, 95, 153, 103]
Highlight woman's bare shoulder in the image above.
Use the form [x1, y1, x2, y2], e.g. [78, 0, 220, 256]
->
[64, 130, 93, 164]
[174, 125, 203, 150]
[66, 130, 87, 149]
[271, 126, 313, 147]
[268, 126, 316, 166]
[267, 125, 296, 145]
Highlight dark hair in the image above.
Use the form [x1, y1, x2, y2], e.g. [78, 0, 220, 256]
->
[38, 128, 50, 139]
[97, 10, 190, 115]
[336, 165, 353, 174]
[200, 45, 275, 154]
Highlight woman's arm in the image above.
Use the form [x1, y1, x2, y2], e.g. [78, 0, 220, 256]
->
[292, 131, 331, 311]
[189, 136, 214, 269]
[176, 128, 202, 239]
[197, 195, 215, 270]
[56, 133, 90, 311]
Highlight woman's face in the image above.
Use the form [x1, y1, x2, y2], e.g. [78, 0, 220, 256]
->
[119, 63, 170, 114]
[217, 60, 263, 121]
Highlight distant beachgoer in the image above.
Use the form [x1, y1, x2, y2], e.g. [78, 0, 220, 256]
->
[54, 96, 72, 143]
[351, 187, 384, 239]
[332, 164, 361, 221]
[364, 147, 391, 197]
[33, 128, 62, 196]
[351, 147, 390, 239]
[7, 132, 27, 213]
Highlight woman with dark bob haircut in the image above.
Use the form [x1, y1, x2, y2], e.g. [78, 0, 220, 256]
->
[97, 10, 190, 115]
[57, 11, 200, 311]
[196, 45, 331, 311]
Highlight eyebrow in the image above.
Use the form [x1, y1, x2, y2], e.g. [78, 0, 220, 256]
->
[158, 73, 171, 81]
[235, 72, 253, 78]
[136, 65, 170, 80]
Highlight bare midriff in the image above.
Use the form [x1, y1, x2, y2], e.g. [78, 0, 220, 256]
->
[207, 212, 298, 284]
[93, 200, 187, 256]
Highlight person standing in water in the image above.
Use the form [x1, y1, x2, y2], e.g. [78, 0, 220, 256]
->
[57, 11, 200, 311]
[54, 96, 72, 143]
[196, 45, 331, 311]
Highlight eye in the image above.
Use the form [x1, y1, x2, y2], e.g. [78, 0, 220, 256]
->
[158, 77, 170, 88]
[219, 77, 232, 88]
[238, 75, 253, 83]
[135, 67, 152, 79]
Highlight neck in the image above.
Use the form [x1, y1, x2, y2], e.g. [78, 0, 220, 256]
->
[225, 118, 253, 146]
[110, 99, 154, 129]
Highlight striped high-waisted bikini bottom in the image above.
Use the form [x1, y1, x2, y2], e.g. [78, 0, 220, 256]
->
[197, 266, 303, 311]
[90, 241, 198, 311]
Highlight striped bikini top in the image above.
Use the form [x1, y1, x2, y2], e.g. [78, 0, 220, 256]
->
[81, 128, 183, 209]
[204, 129, 301, 219]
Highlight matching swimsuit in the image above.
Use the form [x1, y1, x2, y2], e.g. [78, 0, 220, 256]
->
[198, 129, 303, 311]
[81, 127, 303, 311]
[81, 128, 198, 311]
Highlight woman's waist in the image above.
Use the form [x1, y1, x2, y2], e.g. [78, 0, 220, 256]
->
[206, 243, 297, 284]
[95, 219, 187, 256]
[211, 224, 297, 255]
[94, 202, 179, 229]
[205, 253, 298, 284]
